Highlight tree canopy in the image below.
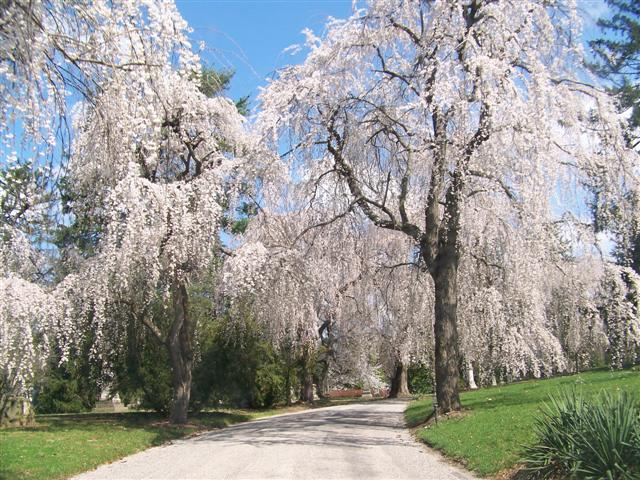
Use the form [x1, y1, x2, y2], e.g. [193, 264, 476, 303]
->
[1, 0, 638, 424]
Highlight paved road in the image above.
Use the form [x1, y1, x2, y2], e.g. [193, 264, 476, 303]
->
[74, 400, 476, 480]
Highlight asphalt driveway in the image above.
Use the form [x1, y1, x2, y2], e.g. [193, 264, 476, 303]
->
[73, 399, 476, 480]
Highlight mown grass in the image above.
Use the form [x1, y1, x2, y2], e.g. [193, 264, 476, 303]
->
[406, 368, 640, 478]
[405, 395, 436, 427]
[0, 405, 307, 480]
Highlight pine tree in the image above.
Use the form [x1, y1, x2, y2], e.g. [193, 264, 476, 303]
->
[590, 1, 640, 274]
[590, 0, 640, 147]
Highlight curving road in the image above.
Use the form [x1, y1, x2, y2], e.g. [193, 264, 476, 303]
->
[73, 400, 476, 480]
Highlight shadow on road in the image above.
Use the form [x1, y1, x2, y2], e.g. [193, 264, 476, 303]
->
[190, 400, 412, 450]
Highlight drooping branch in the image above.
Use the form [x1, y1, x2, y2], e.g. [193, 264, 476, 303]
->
[292, 200, 357, 246]
[325, 116, 422, 241]
[467, 169, 517, 201]
[141, 312, 165, 344]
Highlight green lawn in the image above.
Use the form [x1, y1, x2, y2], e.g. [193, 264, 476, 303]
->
[406, 368, 640, 478]
[405, 395, 437, 427]
[0, 405, 307, 480]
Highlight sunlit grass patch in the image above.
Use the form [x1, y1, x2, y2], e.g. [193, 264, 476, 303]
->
[406, 368, 640, 477]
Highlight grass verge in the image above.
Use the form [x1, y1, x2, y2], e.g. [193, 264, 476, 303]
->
[405, 395, 436, 427]
[405, 368, 640, 478]
[0, 404, 309, 480]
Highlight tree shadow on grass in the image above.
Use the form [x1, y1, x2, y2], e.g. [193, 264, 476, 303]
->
[0, 410, 256, 480]
[7, 410, 253, 446]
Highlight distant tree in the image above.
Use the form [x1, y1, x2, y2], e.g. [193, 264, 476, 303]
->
[590, 1, 640, 276]
[458, 217, 569, 386]
[33, 344, 99, 414]
[199, 68, 251, 115]
[590, 0, 640, 146]
[597, 266, 640, 368]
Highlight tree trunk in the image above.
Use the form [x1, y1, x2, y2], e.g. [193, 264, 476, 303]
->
[420, 130, 464, 413]
[300, 373, 314, 403]
[299, 349, 314, 403]
[467, 359, 478, 390]
[433, 260, 461, 413]
[316, 319, 332, 399]
[167, 282, 193, 424]
[285, 365, 292, 406]
[315, 359, 329, 398]
[389, 361, 410, 398]
[1, 396, 35, 427]
[284, 365, 291, 406]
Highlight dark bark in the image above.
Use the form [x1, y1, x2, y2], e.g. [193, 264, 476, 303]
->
[316, 318, 333, 398]
[389, 361, 410, 398]
[282, 342, 295, 406]
[420, 124, 463, 413]
[432, 259, 461, 413]
[315, 359, 330, 398]
[284, 362, 293, 406]
[424, 156, 465, 413]
[299, 347, 315, 403]
[167, 282, 193, 424]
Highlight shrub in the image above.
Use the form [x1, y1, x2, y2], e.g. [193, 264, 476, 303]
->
[34, 376, 87, 414]
[110, 327, 174, 413]
[34, 346, 98, 414]
[408, 362, 434, 394]
[521, 389, 640, 479]
[191, 314, 287, 409]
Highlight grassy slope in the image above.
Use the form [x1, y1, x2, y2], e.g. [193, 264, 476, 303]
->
[0, 406, 307, 480]
[406, 368, 640, 477]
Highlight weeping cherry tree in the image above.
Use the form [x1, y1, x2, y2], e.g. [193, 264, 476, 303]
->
[258, 0, 635, 412]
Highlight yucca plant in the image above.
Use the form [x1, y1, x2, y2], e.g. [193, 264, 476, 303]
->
[521, 389, 640, 479]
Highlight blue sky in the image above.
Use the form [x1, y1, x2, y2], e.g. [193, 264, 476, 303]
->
[176, 0, 353, 107]
[176, 0, 611, 110]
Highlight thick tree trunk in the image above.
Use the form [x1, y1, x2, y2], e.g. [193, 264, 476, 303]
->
[433, 261, 461, 413]
[300, 373, 314, 403]
[300, 347, 315, 403]
[1, 396, 35, 427]
[317, 318, 332, 399]
[389, 361, 410, 398]
[419, 118, 465, 413]
[167, 282, 193, 424]
[315, 359, 329, 398]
